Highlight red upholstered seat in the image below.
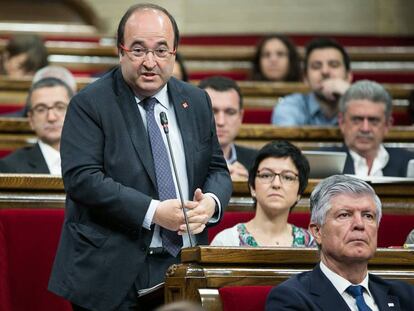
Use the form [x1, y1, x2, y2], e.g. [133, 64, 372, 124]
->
[219, 286, 273, 311]
[0, 209, 71, 311]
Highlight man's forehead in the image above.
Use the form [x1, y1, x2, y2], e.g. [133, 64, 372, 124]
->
[308, 48, 344, 62]
[329, 193, 376, 210]
[31, 86, 70, 101]
[124, 9, 173, 43]
[346, 99, 386, 114]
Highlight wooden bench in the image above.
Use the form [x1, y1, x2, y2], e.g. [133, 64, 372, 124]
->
[164, 246, 414, 310]
[235, 124, 414, 149]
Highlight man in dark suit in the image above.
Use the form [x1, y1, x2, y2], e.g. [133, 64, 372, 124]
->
[0, 77, 73, 174]
[332, 80, 413, 177]
[199, 76, 257, 180]
[48, 4, 232, 311]
[266, 175, 414, 310]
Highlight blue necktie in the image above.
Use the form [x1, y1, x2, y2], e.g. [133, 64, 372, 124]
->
[346, 285, 372, 311]
[143, 97, 182, 257]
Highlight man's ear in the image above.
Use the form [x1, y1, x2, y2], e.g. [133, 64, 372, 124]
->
[309, 223, 322, 244]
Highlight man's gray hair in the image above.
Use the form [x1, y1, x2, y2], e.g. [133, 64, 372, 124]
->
[339, 80, 393, 120]
[310, 175, 382, 225]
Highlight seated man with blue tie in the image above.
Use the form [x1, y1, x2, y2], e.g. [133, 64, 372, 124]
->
[266, 175, 414, 311]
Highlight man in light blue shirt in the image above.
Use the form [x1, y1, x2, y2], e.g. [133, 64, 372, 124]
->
[272, 38, 353, 126]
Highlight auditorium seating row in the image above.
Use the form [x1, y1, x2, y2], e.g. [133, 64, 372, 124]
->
[166, 246, 414, 311]
[0, 175, 413, 310]
[0, 118, 414, 158]
[2, 35, 414, 82]
[0, 77, 413, 124]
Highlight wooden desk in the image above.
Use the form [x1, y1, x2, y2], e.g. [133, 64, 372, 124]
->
[164, 246, 414, 306]
[235, 125, 414, 150]
[0, 174, 64, 208]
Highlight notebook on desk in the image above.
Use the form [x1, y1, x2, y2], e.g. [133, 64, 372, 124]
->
[303, 151, 347, 179]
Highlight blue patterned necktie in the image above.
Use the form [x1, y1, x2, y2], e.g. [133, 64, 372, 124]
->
[346, 285, 373, 311]
[143, 97, 182, 257]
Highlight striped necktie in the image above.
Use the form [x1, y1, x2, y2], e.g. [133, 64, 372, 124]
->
[143, 97, 182, 257]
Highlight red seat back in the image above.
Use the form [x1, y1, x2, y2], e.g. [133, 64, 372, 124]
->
[0, 209, 71, 311]
[219, 286, 273, 311]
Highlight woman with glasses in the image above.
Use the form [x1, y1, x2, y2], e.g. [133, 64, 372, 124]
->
[211, 140, 314, 247]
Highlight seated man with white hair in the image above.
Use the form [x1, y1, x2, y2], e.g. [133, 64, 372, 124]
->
[266, 174, 414, 311]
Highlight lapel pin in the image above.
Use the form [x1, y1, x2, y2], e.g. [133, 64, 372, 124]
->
[182, 102, 189, 109]
[388, 302, 395, 307]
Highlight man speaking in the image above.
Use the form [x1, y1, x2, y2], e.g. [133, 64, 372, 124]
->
[48, 4, 232, 310]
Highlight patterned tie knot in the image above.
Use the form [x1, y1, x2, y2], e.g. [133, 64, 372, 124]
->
[143, 97, 157, 112]
[346, 285, 364, 298]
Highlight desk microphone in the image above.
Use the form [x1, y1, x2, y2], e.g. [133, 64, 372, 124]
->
[159, 112, 193, 247]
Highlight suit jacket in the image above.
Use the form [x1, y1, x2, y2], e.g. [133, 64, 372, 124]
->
[266, 264, 414, 311]
[234, 144, 257, 171]
[0, 143, 49, 173]
[48, 67, 232, 310]
[324, 145, 414, 177]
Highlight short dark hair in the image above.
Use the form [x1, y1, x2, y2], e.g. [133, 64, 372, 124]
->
[175, 52, 188, 82]
[199, 76, 243, 109]
[117, 3, 180, 51]
[304, 38, 351, 73]
[4, 34, 48, 74]
[248, 140, 310, 209]
[251, 34, 301, 82]
[26, 77, 74, 111]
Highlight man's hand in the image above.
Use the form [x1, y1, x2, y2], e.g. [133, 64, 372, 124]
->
[228, 161, 249, 180]
[153, 199, 197, 231]
[320, 78, 350, 101]
[178, 188, 216, 235]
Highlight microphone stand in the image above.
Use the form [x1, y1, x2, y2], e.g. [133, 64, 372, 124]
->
[159, 112, 193, 247]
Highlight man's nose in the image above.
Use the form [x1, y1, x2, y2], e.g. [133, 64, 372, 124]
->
[47, 108, 59, 121]
[361, 118, 371, 131]
[142, 52, 156, 69]
[352, 213, 365, 229]
[215, 112, 225, 125]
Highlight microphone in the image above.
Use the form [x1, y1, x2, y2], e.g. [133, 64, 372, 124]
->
[159, 112, 193, 247]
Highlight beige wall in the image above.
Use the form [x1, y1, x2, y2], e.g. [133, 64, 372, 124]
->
[86, 0, 414, 36]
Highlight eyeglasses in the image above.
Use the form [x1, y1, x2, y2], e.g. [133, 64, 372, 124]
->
[256, 170, 298, 185]
[119, 44, 176, 60]
[30, 102, 68, 116]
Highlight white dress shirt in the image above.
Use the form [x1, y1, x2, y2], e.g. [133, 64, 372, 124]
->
[349, 144, 389, 177]
[320, 261, 379, 311]
[136, 84, 220, 248]
[38, 140, 61, 176]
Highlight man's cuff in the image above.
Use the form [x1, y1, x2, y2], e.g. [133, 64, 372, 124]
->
[143, 199, 160, 230]
[205, 193, 221, 224]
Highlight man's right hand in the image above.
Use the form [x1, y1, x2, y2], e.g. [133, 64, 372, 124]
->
[152, 199, 197, 231]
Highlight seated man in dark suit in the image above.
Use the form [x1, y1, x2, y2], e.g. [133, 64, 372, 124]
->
[266, 174, 414, 311]
[331, 79, 413, 177]
[199, 76, 257, 180]
[0, 77, 73, 174]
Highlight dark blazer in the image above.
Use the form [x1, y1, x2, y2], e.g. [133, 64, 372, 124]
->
[0, 143, 50, 173]
[324, 145, 414, 177]
[266, 264, 414, 311]
[234, 144, 257, 171]
[48, 67, 232, 310]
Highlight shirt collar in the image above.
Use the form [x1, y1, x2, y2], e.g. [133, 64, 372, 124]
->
[349, 144, 389, 176]
[308, 92, 322, 117]
[136, 84, 170, 110]
[38, 140, 61, 175]
[319, 261, 372, 297]
[226, 144, 237, 164]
